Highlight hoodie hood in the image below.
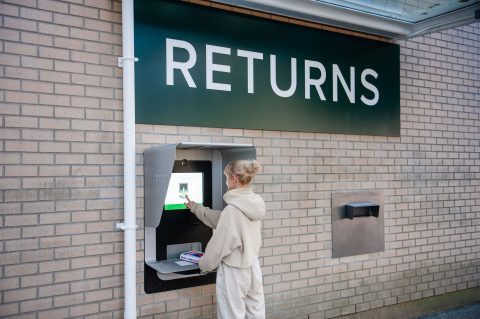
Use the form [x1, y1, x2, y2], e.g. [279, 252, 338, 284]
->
[223, 187, 265, 221]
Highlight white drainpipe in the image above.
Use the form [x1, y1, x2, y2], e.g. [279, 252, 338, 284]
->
[117, 0, 138, 318]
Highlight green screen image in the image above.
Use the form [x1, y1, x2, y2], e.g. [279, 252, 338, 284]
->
[164, 173, 203, 210]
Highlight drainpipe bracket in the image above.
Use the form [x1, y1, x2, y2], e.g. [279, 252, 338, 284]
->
[118, 56, 139, 68]
[116, 222, 138, 231]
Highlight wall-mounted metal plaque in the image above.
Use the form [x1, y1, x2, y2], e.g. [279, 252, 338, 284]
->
[332, 191, 385, 258]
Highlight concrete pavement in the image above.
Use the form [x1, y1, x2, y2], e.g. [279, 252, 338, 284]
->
[416, 303, 480, 319]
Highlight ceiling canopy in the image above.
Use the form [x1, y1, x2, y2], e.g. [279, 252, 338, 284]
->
[213, 0, 480, 38]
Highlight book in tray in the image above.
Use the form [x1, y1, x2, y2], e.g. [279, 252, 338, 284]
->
[179, 250, 204, 264]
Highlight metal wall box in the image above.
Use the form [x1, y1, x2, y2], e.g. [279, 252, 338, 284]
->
[332, 191, 384, 258]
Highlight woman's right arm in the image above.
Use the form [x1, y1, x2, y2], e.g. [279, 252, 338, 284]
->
[185, 195, 221, 229]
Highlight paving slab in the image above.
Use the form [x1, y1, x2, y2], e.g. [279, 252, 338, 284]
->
[416, 303, 480, 319]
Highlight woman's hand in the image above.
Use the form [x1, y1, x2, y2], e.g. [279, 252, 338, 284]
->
[185, 194, 195, 210]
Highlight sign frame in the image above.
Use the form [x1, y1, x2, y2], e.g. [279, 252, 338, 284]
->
[134, 0, 400, 136]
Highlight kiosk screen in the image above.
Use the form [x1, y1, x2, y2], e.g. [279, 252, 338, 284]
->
[164, 173, 203, 210]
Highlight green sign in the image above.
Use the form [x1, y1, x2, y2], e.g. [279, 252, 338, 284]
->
[134, 0, 400, 136]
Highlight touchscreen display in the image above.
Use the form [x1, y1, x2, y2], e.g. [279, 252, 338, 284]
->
[164, 172, 203, 210]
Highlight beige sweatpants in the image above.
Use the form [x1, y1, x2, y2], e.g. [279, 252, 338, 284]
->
[215, 257, 265, 319]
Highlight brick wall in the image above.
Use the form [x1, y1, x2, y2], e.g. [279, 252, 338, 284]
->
[0, 0, 479, 318]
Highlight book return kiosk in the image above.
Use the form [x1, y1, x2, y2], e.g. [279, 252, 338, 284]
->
[144, 142, 256, 293]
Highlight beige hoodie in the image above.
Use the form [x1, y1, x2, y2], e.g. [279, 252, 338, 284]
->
[190, 187, 266, 272]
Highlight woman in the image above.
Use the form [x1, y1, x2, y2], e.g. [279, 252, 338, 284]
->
[185, 159, 266, 319]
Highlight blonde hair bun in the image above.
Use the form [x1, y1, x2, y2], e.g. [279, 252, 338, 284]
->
[224, 159, 261, 185]
[246, 160, 261, 175]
